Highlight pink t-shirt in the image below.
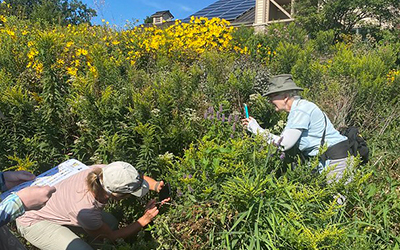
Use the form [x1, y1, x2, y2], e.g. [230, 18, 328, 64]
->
[17, 165, 107, 231]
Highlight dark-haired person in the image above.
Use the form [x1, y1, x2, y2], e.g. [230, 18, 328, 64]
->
[242, 74, 353, 183]
[16, 161, 168, 250]
[0, 170, 56, 249]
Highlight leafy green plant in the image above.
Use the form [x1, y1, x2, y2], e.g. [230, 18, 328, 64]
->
[0, 14, 399, 250]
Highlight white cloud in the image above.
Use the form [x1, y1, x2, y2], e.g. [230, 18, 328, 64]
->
[139, 0, 163, 9]
[178, 4, 192, 12]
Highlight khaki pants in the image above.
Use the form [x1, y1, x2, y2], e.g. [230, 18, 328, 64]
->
[16, 212, 118, 250]
[0, 225, 26, 250]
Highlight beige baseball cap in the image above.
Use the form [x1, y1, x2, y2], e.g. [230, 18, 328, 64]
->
[102, 161, 149, 197]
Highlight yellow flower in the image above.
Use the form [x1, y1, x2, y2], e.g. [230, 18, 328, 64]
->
[27, 48, 39, 59]
[56, 59, 65, 65]
[88, 65, 98, 77]
[76, 48, 88, 56]
[386, 69, 400, 83]
[0, 15, 6, 23]
[67, 67, 78, 77]
[66, 41, 74, 48]
[6, 29, 15, 38]
[34, 62, 43, 74]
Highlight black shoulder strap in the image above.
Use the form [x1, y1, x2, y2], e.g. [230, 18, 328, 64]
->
[320, 113, 327, 147]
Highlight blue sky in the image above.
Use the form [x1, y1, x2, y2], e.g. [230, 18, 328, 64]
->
[80, 0, 216, 28]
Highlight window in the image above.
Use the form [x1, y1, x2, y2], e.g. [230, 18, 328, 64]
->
[154, 17, 162, 24]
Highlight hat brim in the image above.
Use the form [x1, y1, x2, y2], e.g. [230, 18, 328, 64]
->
[264, 86, 304, 97]
[131, 179, 150, 197]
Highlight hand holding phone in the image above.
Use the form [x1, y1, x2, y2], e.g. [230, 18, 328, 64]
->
[159, 182, 171, 202]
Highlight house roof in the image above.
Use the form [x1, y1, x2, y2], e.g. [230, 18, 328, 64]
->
[182, 0, 295, 27]
[182, 0, 255, 23]
[232, 7, 255, 26]
[150, 10, 174, 19]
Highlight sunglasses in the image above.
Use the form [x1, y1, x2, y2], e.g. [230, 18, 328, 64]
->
[130, 171, 144, 193]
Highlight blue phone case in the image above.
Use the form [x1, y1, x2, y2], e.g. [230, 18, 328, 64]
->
[244, 104, 249, 118]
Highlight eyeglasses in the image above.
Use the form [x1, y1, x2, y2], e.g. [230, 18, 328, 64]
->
[268, 93, 285, 102]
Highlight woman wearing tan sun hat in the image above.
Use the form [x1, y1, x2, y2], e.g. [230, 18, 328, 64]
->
[16, 161, 169, 250]
[243, 74, 353, 183]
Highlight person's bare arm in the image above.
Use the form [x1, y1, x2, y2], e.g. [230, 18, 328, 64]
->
[3, 171, 35, 190]
[17, 185, 56, 210]
[144, 176, 164, 192]
[3, 171, 56, 210]
[85, 200, 159, 241]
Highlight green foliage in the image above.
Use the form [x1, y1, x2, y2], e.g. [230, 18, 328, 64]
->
[151, 130, 397, 249]
[5, 154, 37, 172]
[1, 0, 96, 25]
[270, 42, 301, 74]
[0, 14, 399, 250]
[294, 0, 400, 39]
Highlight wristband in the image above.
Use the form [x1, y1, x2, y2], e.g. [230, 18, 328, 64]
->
[154, 181, 160, 192]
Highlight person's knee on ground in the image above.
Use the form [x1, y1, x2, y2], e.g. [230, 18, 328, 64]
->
[16, 220, 92, 250]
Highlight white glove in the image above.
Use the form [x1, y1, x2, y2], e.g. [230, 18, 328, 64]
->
[247, 118, 282, 145]
[247, 118, 265, 135]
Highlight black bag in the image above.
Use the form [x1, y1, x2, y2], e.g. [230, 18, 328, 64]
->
[339, 126, 369, 164]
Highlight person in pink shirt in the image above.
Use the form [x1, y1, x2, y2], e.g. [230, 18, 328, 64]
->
[16, 161, 169, 250]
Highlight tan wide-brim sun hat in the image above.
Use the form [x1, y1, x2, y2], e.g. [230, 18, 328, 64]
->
[264, 74, 303, 96]
[102, 161, 149, 197]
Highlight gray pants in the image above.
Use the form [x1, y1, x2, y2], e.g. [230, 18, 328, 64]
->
[16, 212, 118, 250]
[325, 157, 354, 204]
[0, 225, 26, 250]
[325, 156, 354, 184]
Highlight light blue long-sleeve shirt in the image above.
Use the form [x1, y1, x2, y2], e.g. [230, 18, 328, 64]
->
[285, 98, 347, 157]
[0, 172, 25, 226]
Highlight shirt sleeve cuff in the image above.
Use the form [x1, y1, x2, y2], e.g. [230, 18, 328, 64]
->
[9, 193, 26, 218]
[0, 192, 26, 226]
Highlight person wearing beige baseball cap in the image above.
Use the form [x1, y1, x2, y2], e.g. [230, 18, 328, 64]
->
[16, 161, 169, 250]
[242, 74, 352, 185]
[101, 161, 150, 198]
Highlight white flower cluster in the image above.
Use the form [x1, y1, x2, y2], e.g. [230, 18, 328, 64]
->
[185, 108, 200, 121]
[274, 119, 286, 132]
[151, 108, 160, 117]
